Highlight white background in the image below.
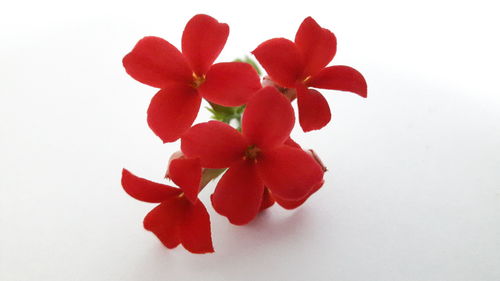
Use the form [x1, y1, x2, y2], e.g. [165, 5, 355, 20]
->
[1, 0, 499, 280]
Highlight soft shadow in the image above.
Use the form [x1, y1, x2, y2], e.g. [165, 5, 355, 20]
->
[125, 203, 319, 279]
[176, 206, 316, 268]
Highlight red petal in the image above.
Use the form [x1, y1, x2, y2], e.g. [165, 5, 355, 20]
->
[165, 151, 185, 178]
[274, 179, 324, 210]
[182, 14, 229, 75]
[252, 38, 304, 88]
[167, 158, 202, 204]
[294, 17, 337, 77]
[259, 188, 275, 211]
[308, 65, 367, 98]
[242, 87, 295, 149]
[199, 62, 262, 106]
[296, 84, 332, 132]
[179, 201, 214, 253]
[284, 137, 302, 149]
[143, 198, 186, 249]
[147, 84, 201, 143]
[211, 160, 264, 225]
[181, 121, 247, 168]
[123, 36, 192, 88]
[257, 145, 324, 200]
[121, 169, 181, 203]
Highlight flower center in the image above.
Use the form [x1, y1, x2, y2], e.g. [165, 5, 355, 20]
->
[302, 75, 312, 84]
[191, 73, 206, 88]
[244, 145, 261, 161]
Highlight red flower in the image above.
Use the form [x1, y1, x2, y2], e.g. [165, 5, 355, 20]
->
[121, 157, 214, 254]
[258, 139, 326, 211]
[271, 139, 327, 210]
[252, 17, 367, 132]
[123, 14, 262, 142]
[181, 87, 324, 225]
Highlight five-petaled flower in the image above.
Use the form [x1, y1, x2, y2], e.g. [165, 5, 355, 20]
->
[252, 17, 367, 132]
[121, 156, 214, 254]
[181, 87, 325, 225]
[123, 14, 262, 142]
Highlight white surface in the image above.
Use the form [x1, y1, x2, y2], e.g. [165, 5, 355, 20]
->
[1, 0, 499, 280]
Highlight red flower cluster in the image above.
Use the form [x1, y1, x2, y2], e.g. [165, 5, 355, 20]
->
[121, 14, 366, 254]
